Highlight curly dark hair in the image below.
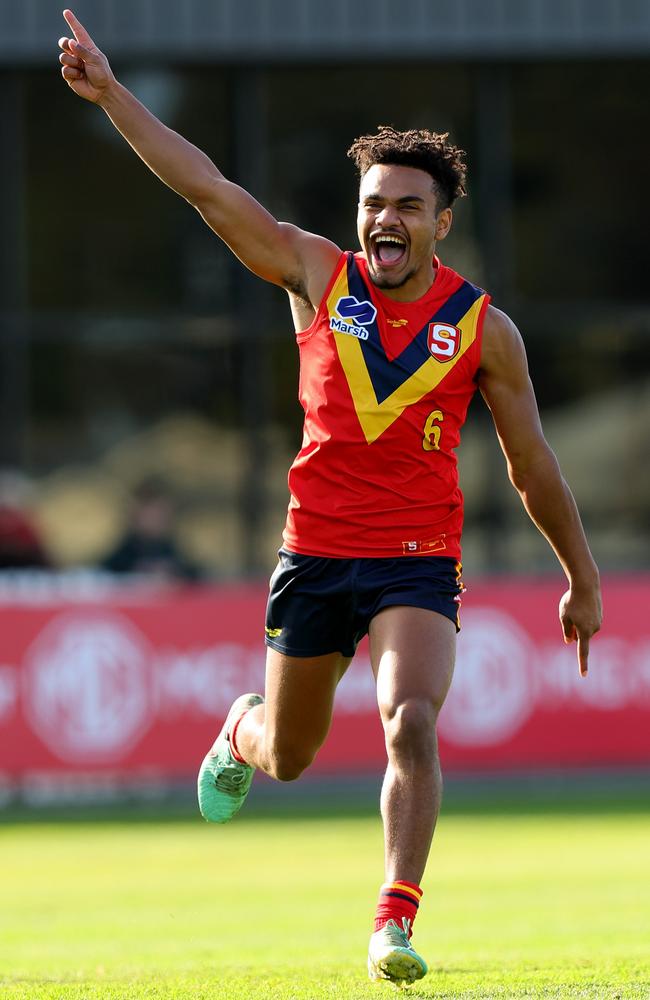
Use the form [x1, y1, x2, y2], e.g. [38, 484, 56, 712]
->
[347, 125, 467, 211]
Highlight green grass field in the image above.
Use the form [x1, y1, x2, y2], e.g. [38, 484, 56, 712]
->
[1, 787, 649, 999]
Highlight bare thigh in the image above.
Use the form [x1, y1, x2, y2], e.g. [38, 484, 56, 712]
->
[369, 605, 456, 719]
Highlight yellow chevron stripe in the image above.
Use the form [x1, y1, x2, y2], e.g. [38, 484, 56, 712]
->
[326, 265, 351, 315]
[332, 293, 487, 444]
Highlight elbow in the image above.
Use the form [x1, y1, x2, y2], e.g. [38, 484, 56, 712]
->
[507, 446, 562, 496]
[508, 464, 527, 494]
[506, 452, 534, 493]
[185, 173, 224, 212]
[185, 184, 213, 211]
[508, 463, 540, 497]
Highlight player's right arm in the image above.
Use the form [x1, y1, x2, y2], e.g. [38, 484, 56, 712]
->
[58, 10, 340, 305]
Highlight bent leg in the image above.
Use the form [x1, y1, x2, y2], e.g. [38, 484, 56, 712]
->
[235, 648, 351, 781]
[369, 606, 456, 884]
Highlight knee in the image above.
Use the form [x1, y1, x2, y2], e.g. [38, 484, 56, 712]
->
[381, 697, 439, 762]
[266, 741, 316, 782]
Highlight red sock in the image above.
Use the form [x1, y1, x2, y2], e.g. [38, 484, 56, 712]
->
[373, 881, 423, 936]
[229, 712, 250, 764]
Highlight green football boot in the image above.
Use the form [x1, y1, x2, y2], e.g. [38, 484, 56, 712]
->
[367, 917, 428, 985]
[197, 693, 264, 824]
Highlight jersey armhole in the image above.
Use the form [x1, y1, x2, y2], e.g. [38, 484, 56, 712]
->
[295, 251, 349, 343]
[473, 292, 492, 370]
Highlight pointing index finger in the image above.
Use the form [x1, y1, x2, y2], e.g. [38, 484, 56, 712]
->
[63, 9, 96, 49]
[577, 630, 590, 678]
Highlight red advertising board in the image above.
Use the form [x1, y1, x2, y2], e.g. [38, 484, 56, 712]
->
[0, 575, 648, 799]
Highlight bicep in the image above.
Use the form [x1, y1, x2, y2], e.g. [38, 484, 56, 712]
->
[194, 177, 340, 298]
[479, 309, 552, 480]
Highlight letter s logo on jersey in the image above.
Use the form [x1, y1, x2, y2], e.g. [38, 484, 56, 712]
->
[427, 323, 461, 362]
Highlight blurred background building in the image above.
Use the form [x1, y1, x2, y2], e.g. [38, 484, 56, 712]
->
[0, 0, 648, 580]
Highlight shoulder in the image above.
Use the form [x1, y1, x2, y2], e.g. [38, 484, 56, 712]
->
[480, 304, 527, 376]
[279, 224, 342, 304]
[483, 304, 522, 347]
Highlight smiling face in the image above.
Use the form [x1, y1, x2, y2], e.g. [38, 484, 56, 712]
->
[357, 163, 452, 300]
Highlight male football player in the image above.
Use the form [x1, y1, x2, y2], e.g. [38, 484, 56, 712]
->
[59, 9, 602, 985]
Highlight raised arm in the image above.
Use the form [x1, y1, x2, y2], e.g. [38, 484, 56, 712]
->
[478, 305, 602, 677]
[58, 9, 339, 305]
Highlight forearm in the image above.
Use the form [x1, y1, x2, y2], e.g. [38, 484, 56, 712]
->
[481, 306, 602, 672]
[98, 80, 221, 205]
[511, 451, 599, 588]
[59, 10, 321, 294]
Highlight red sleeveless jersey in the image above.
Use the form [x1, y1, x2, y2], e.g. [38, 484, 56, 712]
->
[282, 251, 490, 559]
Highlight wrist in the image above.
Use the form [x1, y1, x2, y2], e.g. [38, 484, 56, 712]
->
[96, 75, 121, 110]
[568, 563, 600, 593]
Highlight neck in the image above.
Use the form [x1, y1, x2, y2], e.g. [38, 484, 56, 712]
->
[369, 259, 437, 303]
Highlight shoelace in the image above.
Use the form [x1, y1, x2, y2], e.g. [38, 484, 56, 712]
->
[214, 763, 247, 794]
[382, 917, 413, 946]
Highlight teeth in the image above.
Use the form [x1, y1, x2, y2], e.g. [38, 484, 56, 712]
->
[374, 234, 406, 245]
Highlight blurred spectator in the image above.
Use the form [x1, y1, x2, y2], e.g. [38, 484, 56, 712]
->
[0, 469, 51, 569]
[102, 476, 199, 582]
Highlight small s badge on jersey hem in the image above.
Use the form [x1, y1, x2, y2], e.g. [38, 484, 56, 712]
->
[401, 535, 447, 555]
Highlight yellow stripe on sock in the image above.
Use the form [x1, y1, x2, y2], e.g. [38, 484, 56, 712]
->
[381, 882, 422, 901]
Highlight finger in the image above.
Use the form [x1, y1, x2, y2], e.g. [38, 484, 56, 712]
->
[577, 632, 590, 677]
[59, 51, 84, 69]
[562, 619, 576, 643]
[63, 9, 96, 49]
[68, 38, 98, 66]
[58, 36, 74, 53]
[61, 65, 84, 82]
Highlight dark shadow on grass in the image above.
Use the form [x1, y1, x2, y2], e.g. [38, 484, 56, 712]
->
[1, 767, 648, 826]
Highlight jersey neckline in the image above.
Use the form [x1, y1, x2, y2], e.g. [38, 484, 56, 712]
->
[353, 252, 461, 312]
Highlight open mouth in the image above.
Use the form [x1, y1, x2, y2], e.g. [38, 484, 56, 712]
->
[370, 232, 408, 268]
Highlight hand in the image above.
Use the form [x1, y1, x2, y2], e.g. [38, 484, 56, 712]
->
[58, 9, 114, 104]
[559, 584, 602, 678]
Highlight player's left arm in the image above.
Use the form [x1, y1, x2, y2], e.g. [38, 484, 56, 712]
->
[478, 305, 602, 677]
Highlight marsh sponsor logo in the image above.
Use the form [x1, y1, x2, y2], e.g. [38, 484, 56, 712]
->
[23, 612, 153, 762]
[330, 317, 370, 340]
[330, 295, 376, 340]
[335, 295, 377, 326]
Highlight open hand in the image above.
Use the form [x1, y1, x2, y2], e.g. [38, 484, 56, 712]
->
[559, 584, 602, 678]
[58, 9, 114, 103]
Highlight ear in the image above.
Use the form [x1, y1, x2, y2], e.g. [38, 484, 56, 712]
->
[435, 207, 453, 242]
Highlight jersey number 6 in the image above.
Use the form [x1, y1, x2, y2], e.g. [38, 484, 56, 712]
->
[422, 409, 444, 451]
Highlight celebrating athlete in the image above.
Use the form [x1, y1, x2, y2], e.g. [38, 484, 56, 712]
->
[59, 9, 602, 986]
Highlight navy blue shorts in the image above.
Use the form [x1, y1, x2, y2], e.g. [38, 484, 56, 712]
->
[264, 548, 463, 658]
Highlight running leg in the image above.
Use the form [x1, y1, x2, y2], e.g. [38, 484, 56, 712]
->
[370, 605, 456, 883]
[234, 648, 352, 781]
[366, 606, 455, 983]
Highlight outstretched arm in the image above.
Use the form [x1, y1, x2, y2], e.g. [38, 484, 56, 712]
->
[478, 305, 602, 677]
[58, 10, 339, 303]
